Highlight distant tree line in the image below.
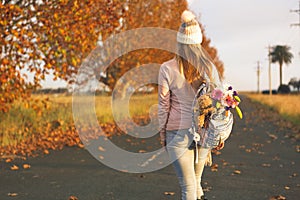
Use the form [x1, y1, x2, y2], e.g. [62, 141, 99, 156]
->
[289, 77, 300, 92]
[263, 77, 300, 94]
[33, 88, 68, 94]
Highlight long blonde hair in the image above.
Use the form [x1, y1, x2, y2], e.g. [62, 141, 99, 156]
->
[176, 43, 215, 86]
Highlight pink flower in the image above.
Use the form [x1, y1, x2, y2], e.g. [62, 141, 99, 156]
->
[223, 94, 239, 108]
[211, 89, 223, 101]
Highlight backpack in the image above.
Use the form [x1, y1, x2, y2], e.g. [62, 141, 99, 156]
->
[190, 82, 234, 149]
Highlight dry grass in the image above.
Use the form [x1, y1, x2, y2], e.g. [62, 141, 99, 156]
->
[0, 93, 158, 147]
[245, 93, 300, 126]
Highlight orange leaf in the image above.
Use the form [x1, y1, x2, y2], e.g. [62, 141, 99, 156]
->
[23, 164, 31, 169]
[68, 196, 78, 200]
[8, 193, 18, 197]
[10, 165, 19, 170]
[2, 58, 9, 65]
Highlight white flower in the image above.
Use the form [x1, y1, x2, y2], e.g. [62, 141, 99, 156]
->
[193, 132, 200, 142]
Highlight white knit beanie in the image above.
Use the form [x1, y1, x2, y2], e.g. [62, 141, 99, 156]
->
[177, 10, 203, 45]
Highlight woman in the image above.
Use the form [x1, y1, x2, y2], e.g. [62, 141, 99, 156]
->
[158, 10, 223, 200]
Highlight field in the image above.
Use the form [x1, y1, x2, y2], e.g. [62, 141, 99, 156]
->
[245, 93, 300, 127]
[0, 93, 158, 151]
[1, 92, 300, 156]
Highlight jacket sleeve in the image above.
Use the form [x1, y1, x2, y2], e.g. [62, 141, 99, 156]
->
[158, 65, 170, 133]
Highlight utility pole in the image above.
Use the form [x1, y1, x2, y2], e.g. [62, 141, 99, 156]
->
[267, 46, 272, 95]
[290, 1, 300, 27]
[256, 61, 261, 94]
[291, 1, 300, 56]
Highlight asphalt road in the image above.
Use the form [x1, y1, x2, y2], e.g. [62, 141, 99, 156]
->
[0, 96, 299, 200]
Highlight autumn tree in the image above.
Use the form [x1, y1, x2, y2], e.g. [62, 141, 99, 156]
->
[1, 0, 224, 111]
[1, 0, 126, 112]
[98, 0, 224, 91]
[97, 0, 187, 91]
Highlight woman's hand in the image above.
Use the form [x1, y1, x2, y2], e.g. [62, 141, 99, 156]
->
[160, 130, 166, 147]
[215, 140, 224, 150]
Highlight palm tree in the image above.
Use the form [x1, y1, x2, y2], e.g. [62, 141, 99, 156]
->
[270, 45, 293, 86]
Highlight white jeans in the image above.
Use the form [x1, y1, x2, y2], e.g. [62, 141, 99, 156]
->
[166, 129, 210, 200]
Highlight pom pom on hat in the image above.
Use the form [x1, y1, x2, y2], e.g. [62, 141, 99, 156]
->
[181, 10, 196, 23]
[177, 10, 202, 44]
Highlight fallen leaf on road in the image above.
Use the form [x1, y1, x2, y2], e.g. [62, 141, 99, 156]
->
[258, 151, 265, 155]
[279, 164, 284, 168]
[284, 186, 290, 190]
[262, 163, 271, 167]
[267, 133, 278, 140]
[99, 155, 104, 160]
[245, 149, 252, 153]
[98, 146, 106, 152]
[291, 161, 295, 165]
[5, 158, 12, 163]
[210, 164, 218, 172]
[44, 149, 49, 154]
[68, 196, 78, 200]
[164, 192, 175, 196]
[10, 165, 19, 170]
[212, 150, 221, 155]
[8, 193, 18, 197]
[233, 170, 241, 175]
[222, 161, 229, 166]
[23, 164, 31, 169]
[269, 195, 286, 200]
[203, 186, 212, 192]
[272, 156, 280, 161]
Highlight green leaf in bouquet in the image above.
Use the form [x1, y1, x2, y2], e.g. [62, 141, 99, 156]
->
[216, 102, 221, 109]
[235, 106, 243, 119]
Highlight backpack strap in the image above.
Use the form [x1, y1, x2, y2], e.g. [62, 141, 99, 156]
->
[190, 82, 209, 164]
[191, 82, 208, 130]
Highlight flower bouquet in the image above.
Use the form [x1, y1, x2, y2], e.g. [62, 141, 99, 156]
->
[196, 84, 242, 130]
[210, 84, 243, 119]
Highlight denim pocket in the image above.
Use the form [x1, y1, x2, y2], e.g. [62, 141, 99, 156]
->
[166, 129, 193, 149]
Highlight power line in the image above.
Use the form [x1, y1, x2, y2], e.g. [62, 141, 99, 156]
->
[290, 1, 300, 56]
[290, 1, 300, 27]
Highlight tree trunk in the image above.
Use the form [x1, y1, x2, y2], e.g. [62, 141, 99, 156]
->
[279, 63, 283, 86]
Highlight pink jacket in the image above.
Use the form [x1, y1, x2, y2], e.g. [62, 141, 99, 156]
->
[158, 58, 196, 133]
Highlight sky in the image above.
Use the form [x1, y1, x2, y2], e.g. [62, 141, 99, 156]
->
[41, 0, 300, 91]
[188, 0, 300, 91]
